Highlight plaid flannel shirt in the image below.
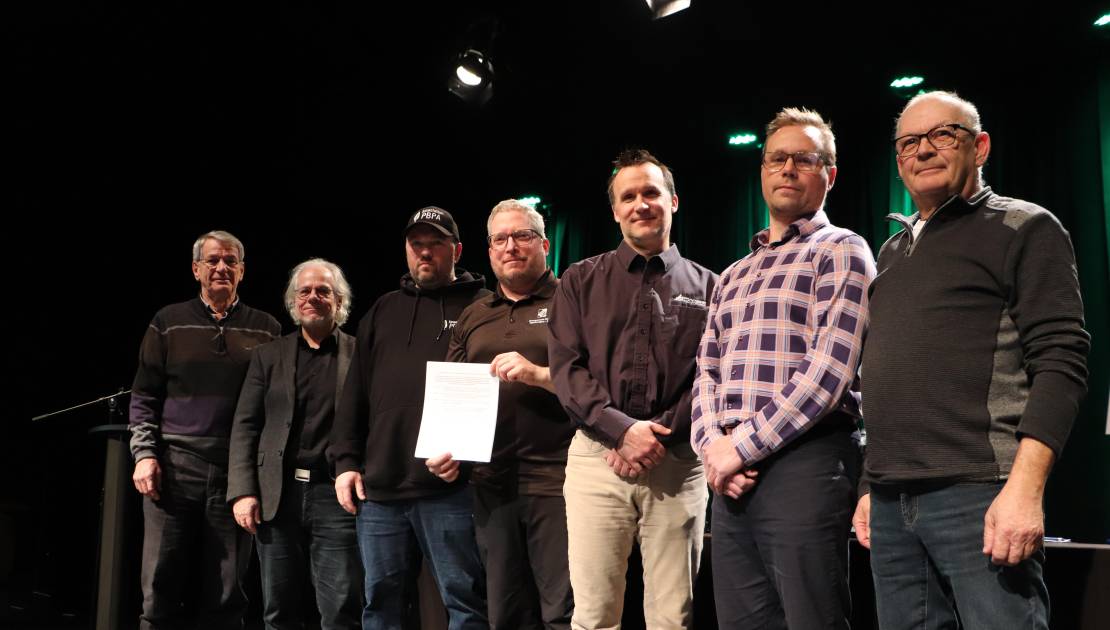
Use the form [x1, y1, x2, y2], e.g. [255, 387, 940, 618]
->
[691, 210, 876, 464]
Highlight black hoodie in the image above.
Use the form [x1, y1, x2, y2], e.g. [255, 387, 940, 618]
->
[328, 269, 490, 501]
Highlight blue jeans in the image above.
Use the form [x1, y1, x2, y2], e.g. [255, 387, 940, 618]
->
[356, 487, 488, 630]
[869, 482, 1049, 630]
[255, 479, 362, 630]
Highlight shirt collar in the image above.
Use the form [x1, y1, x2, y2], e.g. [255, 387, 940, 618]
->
[297, 326, 340, 352]
[200, 295, 240, 321]
[616, 239, 682, 272]
[488, 269, 557, 306]
[749, 209, 830, 251]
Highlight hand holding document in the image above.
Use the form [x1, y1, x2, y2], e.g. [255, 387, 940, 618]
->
[414, 361, 499, 462]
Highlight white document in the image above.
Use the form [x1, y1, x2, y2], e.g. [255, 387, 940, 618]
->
[414, 361, 500, 462]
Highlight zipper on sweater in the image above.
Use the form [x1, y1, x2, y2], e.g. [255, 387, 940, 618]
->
[886, 213, 916, 256]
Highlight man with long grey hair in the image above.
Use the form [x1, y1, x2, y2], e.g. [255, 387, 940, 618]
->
[228, 258, 362, 629]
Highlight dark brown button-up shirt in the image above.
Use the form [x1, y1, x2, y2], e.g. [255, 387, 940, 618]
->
[447, 270, 574, 496]
[548, 241, 717, 448]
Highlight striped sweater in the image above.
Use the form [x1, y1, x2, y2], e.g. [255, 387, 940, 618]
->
[129, 297, 281, 464]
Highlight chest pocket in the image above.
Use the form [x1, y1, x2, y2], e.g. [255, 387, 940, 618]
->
[662, 303, 709, 358]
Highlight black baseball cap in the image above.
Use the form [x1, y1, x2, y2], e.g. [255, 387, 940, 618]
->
[403, 206, 461, 241]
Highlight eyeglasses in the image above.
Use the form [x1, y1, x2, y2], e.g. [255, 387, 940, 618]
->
[893, 123, 976, 158]
[198, 256, 241, 269]
[487, 229, 541, 249]
[761, 151, 827, 173]
[296, 286, 333, 300]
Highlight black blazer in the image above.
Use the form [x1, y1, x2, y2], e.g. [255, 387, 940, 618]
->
[227, 329, 356, 521]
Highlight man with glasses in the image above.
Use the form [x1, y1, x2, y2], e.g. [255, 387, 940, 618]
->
[130, 230, 282, 629]
[426, 199, 576, 629]
[329, 207, 491, 630]
[853, 91, 1089, 629]
[691, 107, 875, 628]
[227, 258, 362, 629]
[548, 149, 716, 629]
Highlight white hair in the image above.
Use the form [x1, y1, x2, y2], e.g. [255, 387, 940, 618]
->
[486, 199, 546, 238]
[284, 258, 353, 327]
[897, 90, 982, 134]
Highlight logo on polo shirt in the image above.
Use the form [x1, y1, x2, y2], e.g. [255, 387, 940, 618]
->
[529, 307, 549, 325]
[671, 295, 707, 309]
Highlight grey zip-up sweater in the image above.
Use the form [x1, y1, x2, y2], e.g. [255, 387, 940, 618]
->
[860, 188, 1089, 488]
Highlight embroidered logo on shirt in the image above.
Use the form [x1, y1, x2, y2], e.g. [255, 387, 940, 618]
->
[671, 295, 707, 309]
[529, 307, 550, 325]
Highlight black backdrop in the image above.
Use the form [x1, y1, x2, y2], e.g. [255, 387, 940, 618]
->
[10, 1, 1110, 624]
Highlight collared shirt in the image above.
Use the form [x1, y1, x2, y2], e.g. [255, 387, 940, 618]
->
[447, 270, 573, 496]
[549, 241, 717, 448]
[293, 329, 339, 473]
[691, 210, 875, 465]
[201, 295, 240, 321]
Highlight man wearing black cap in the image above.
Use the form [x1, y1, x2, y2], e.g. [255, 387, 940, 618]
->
[329, 207, 491, 630]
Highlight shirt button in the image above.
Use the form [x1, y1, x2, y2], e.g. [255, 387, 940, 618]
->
[641, 303, 649, 310]
[639, 328, 646, 335]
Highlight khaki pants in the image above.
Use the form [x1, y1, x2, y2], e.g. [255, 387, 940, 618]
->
[564, 429, 707, 630]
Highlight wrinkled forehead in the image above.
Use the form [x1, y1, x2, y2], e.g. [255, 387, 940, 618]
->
[198, 238, 241, 259]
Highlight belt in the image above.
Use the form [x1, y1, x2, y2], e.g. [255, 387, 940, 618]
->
[293, 468, 329, 482]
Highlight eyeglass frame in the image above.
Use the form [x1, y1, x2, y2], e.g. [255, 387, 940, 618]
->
[295, 285, 334, 300]
[760, 151, 831, 173]
[487, 228, 543, 249]
[893, 122, 977, 158]
[197, 255, 242, 269]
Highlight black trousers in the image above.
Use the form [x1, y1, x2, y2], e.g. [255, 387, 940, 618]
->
[710, 422, 859, 630]
[139, 445, 250, 630]
[472, 485, 573, 630]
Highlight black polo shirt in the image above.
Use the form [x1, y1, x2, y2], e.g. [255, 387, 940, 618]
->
[446, 270, 574, 496]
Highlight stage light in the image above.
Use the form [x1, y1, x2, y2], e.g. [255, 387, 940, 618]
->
[456, 66, 483, 87]
[1096, 14, 1110, 26]
[448, 49, 495, 106]
[728, 132, 758, 147]
[890, 76, 924, 89]
[519, 196, 542, 207]
[646, 0, 691, 19]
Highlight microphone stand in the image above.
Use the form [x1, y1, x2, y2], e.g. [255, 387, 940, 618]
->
[34, 389, 132, 630]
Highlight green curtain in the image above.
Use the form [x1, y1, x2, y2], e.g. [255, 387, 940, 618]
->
[546, 205, 583, 277]
[887, 158, 914, 238]
[1101, 58, 1110, 284]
